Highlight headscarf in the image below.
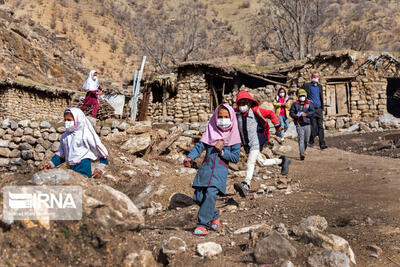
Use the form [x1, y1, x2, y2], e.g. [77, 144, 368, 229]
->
[82, 70, 99, 91]
[200, 104, 241, 146]
[57, 108, 108, 165]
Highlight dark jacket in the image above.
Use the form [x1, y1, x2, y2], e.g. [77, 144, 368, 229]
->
[301, 83, 324, 108]
[289, 100, 315, 125]
[187, 142, 241, 194]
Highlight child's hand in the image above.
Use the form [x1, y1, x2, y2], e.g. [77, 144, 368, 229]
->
[93, 168, 103, 178]
[301, 113, 308, 117]
[215, 140, 224, 152]
[183, 158, 192, 167]
[276, 126, 284, 133]
[43, 163, 50, 169]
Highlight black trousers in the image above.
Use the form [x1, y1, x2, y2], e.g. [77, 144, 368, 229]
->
[309, 107, 326, 147]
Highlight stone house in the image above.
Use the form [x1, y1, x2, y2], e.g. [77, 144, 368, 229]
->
[0, 78, 75, 121]
[144, 50, 400, 129]
[0, 78, 132, 121]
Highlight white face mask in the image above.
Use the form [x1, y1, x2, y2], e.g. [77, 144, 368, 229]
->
[299, 96, 306, 102]
[217, 118, 231, 129]
[279, 93, 285, 98]
[239, 105, 249, 113]
[65, 121, 75, 131]
[311, 78, 319, 83]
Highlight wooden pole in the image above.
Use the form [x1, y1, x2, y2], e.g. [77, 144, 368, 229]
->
[162, 79, 167, 117]
[131, 56, 147, 121]
[221, 80, 225, 104]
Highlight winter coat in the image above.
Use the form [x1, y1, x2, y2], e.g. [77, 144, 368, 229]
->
[235, 91, 281, 153]
[187, 142, 240, 194]
[301, 83, 324, 107]
[273, 88, 292, 118]
[289, 100, 315, 125]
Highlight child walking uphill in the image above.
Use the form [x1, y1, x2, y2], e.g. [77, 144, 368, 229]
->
[81, 70, 104, 118]
[290, 89, 315, 160]
[273, 87, 291, 141]
[234, 91, 291, 198]
[43, 108, 109, 178]
[183, 104, 241, 235]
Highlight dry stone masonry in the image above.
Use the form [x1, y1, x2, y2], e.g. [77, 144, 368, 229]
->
[0, 118, 137, 171]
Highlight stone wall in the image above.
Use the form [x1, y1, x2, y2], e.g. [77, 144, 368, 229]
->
[286, 54, 400, 130]
[0, 87, 71, 121]
[148, 74, 279, 123]
[0, 118, 135, 171]
[150, 74, 211, 123]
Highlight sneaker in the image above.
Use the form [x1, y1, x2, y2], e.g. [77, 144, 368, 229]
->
[279, 156, 291, 175]
[300, 155, 305, 161]
[320, 144, 328, 150]
[234, 182, 249, 198]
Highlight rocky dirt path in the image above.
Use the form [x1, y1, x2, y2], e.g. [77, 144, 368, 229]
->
[141, 139, 400, 266]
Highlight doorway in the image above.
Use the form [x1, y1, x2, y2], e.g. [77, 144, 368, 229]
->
[387, 78, 400, 117]
[325, 80, 352, 116]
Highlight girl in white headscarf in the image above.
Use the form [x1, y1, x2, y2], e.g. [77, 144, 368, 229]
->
[81, 70, 103, 118]
[44, 108, 109, 178]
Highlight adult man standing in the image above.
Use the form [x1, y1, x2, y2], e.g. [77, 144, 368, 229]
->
[301, 72, 328, 149]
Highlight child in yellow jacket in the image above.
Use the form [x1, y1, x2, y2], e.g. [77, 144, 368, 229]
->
[273, 87, 292, 141]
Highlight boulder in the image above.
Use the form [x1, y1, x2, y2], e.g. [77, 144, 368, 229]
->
[1, 118, 10, 129]
[0, 147, 11, 157]
[32, 169, 145, 230]
[307, 250, 350, 267]
[306, 232, 356, 265]
[254, 232, 297, 264]
[33, 130, 41, 138]
[162, 236, 187, 258]
[0, 158, 10, 167]
[117, 122, 129, 131]
[6, 141, 16, 149]
[121, 134, 151, 154]
[56, 127, 66, 133]
[122, 250, 157, 267]
[23, 128, 33, 135]
[10, 121, 18, 130]
[293, 215, 328, 237]
[13, 128, 24, 137]
[168, 193, 195, 209]
[30, 121, 39, 128]
[378, 113, 399, 129]
[51, 142, 60, 152]
[0, 139, 9, 147]
[126, 125, 152, 135]
[21, 150, 34, 160]
[40, 121, 51, 129]
[48, 133, 58, 142]
[196, 242, 222, 257]
[21, 135, 37, 145]
[18, 120, 31, 128]
[86, 116, 97, 127]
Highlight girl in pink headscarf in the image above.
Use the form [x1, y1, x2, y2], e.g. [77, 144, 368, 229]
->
[184, 104, 241, 235]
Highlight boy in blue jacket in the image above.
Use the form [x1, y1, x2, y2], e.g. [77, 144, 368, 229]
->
[184, 104, 241, 235]
[290, 89, 315, 160]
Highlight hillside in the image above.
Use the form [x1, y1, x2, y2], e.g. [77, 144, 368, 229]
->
[1, 0, 400, 86]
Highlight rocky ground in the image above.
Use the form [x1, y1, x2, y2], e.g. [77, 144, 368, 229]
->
[0, 125, 399, 266]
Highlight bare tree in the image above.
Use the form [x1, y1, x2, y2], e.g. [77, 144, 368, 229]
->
[251, 0, 326, 62]
[129, 0, 237, 72]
